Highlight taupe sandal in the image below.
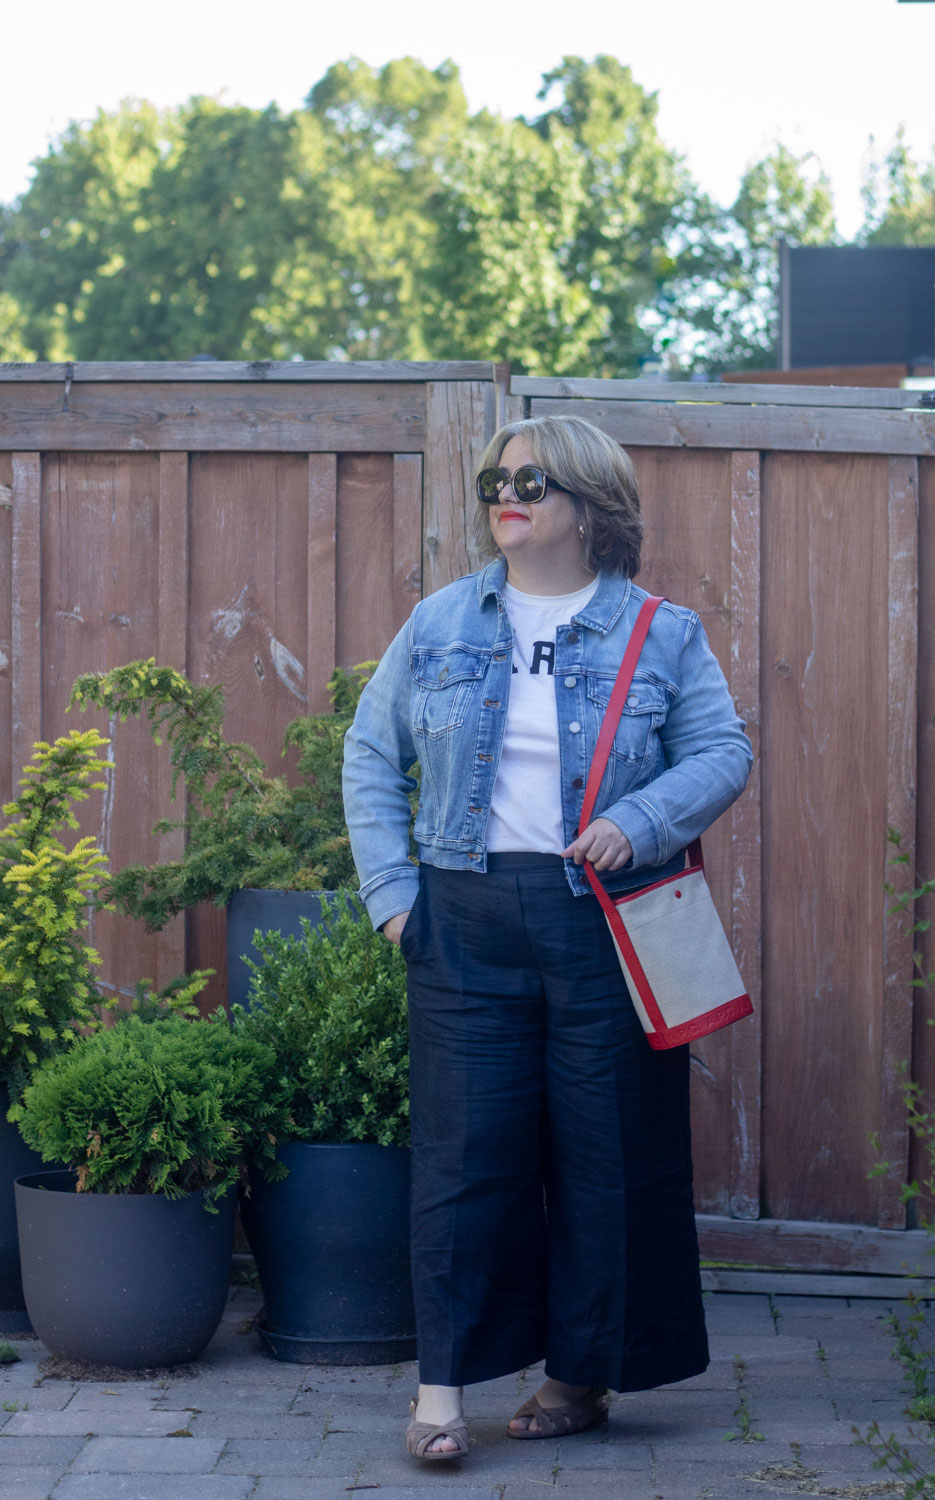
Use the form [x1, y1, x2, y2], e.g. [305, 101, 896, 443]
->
[406, 1398, 469, 1461]
[508, 1386, 609, 1439]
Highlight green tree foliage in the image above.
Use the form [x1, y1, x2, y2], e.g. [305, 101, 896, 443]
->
[529, 56, 689, 374]
[0, 56, 697, 374]
[650, 144, 838, 373]
[861, 129, 935, 246]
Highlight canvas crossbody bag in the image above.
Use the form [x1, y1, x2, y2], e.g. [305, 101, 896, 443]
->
[580, 595, 753, 1050]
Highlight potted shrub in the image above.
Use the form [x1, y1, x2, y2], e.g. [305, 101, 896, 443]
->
[14, 1010, 290, 1370]
[233, 894, 415, 1365]
[0, 730, 116, 1324]
[69, 660, 381, 1007]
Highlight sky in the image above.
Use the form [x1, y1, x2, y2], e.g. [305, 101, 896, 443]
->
[2, 0, 934, 239]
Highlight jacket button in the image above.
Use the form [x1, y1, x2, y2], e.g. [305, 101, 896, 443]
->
[573, 776, 583, 789]
[567, 631, 579, 644]
[569, 721, 581, 734]
[564, 676, 576, 688]
[626, 693, 638, 706]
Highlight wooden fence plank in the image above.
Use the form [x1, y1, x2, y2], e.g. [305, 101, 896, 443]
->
[185, 452, 313, 1011]
[334, 455, 398, 669]
[631, 448, 738, 1215]
[909, 457, 935, 1209]
[306, 455, 337, 715]
[155, 453, 189, 990]
[514, 375, 935, 411]
[423, 381, 498, 596]
[760, 454, 890, 1225]
[392, 454, 423, 630]
[0, 453, 12, 803]
[876, 457, 920, 1228]
[696, 1213, 929, 1276]
[0, 361, 498, 384]
[526, 397, 935, 457]
[10, 452, 42, 785]
[0, 382, 426, 453]
[38, 453, 164, 1007]
[728, 452, 763, 1220]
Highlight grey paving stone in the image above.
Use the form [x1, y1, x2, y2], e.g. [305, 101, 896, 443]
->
[663, 1366, 744, 1392]
[213, 1438, 324, 1476]
[161, 1383, 297, 1414]
[0, 1387, 74, 1412]
[252, 1487, 559, 1500]
[70, 1436, 224, 1473]
[707, 1335, 819, 1362]
[64, 1383, 171, 1408]
[190, 1410, 332, 1441]
[0, 1469, 63, 1500]
[0, 1438, 85, 1467]
[53, 1478, 255, 1500]
[4, 1409, 197, 1437]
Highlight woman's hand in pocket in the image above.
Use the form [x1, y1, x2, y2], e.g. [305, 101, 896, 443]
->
[382, 910, 412, 947]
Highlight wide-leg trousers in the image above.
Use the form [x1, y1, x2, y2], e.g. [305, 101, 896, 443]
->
[402, 853, 709, 1391]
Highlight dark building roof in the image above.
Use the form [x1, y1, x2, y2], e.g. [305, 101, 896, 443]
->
[780, 244, 935, 369]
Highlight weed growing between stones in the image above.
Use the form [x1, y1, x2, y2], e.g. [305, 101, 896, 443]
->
[856, 835, 935, 1497]
[724, 1354, 765, 1443]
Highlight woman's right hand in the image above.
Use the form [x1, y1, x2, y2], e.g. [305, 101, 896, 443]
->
[382, 910, 412, 947]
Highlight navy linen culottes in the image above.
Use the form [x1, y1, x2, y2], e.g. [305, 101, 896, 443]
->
[402, 853, 709, 1391]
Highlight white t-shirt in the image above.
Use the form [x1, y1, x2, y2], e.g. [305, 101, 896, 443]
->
[486, 577, 600, 853]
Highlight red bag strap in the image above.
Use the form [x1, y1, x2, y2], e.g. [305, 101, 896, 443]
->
[579, 596, 663, 834]
[578, 593, 703, 874]
[576, 594, 696, 1035]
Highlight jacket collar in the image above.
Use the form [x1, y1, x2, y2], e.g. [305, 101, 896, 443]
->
[477, 558, 632, 636]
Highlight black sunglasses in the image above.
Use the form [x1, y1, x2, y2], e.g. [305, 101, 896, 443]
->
[475, 465, 565, 505]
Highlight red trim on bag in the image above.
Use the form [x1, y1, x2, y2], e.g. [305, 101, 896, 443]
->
[611, 857, 702, 904]
[644, 994, 754, 1050]
[577, 594, 752, 1051]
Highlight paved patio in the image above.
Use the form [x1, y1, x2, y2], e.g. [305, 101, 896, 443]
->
[0, 1286, 926, 1499]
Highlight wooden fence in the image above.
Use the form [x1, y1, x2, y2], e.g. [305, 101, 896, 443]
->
[1, 362, 933, 1277]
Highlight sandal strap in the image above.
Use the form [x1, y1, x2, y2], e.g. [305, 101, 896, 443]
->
[407, 1416, 469, 1458]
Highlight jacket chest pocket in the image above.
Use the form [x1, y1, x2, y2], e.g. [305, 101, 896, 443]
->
[586, 674, 668, 766]
[411, 647, 488, 740]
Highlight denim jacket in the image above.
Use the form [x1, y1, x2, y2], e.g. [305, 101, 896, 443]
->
[343, 558, 753, 932]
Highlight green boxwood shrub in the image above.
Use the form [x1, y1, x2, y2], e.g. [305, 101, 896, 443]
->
[233, 894, 409, 1149]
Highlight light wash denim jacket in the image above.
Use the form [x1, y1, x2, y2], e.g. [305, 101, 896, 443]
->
[343, 559, 753, 932]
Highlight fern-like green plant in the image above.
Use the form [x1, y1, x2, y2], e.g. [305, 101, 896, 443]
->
[0, 731, 117, 1107]
[232, 894, 409, 1149]
[69, 660, 383, 930]
[16, 1012, 292, 1208]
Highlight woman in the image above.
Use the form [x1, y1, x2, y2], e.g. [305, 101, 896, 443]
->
[343, 414, 752, 1460]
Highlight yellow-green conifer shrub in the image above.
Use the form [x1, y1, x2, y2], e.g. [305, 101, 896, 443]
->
[0, 731, 116, 1112]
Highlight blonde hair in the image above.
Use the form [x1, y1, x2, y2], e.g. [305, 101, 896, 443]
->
[473, 415, 642, 577]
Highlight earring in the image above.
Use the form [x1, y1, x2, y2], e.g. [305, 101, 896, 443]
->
[578, 524, 585, 539]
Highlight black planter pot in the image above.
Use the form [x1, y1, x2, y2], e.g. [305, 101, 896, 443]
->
[15, 1171, 237, 1368]
[227, 889, 340, 1010]
[0, 1084, 45, 1331]
[241, 1141, 416, 1365]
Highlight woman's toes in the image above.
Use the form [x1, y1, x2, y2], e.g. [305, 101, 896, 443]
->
[428, 1433, 459, 1452]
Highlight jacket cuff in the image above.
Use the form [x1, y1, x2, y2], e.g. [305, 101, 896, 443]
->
[600, 796, 667, 870]
[358, 866, 420, 933]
